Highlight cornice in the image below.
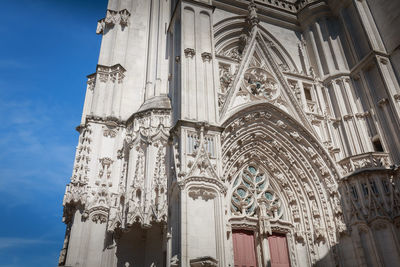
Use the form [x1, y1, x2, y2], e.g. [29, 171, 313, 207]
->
[214, 0, 300, 30]
[170, 119, 225, 134]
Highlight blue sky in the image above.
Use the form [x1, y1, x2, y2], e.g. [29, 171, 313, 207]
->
[0, 0, 108, 266]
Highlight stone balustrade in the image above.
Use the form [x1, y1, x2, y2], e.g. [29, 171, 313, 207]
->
[338, 152, 391, 176]
[256, 0, 298, 12]
[296, 0, 322, 11]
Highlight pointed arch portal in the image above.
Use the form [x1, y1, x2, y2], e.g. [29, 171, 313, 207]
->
[221, 103, 345, 266]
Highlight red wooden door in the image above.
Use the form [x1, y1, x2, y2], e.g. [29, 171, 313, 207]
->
[268, 234, 290, 267]
[233, 230, 257, 267]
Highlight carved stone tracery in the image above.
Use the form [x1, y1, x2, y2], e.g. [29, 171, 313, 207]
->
[243, 67, 280, 100]
[107, 110, 171, 231]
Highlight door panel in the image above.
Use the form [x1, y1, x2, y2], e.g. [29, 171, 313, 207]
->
[233, 230, 257, 267]
[268, 234, 290, 267]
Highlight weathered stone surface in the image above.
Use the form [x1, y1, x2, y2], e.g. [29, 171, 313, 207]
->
[58, 1, 400, 267]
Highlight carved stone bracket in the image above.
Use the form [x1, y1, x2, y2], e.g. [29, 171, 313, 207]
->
[89, 64, 126, 85]
[378, 98, 388, 107]
[188, 187, 217, 201]
[201, 52, 212, 62]
[178, 177, 227, 195]
[103, 121, 119, 138]
[96, 9, 131, 34]
[184, 48, 196, 58]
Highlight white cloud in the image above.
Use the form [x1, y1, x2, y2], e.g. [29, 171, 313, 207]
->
[0, 237, 56, 250]
[0, 99, 77, 206]
[0, 59, 30, 70]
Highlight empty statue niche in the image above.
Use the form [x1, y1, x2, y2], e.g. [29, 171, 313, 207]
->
[116, 223, 165, 267]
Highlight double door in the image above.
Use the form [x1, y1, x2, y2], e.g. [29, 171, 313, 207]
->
[232, 230, 290, 267]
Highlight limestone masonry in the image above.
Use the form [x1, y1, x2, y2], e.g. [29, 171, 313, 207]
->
[58, 0, 400, 266]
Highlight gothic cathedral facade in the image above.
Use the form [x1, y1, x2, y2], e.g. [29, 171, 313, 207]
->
[59, 0, 400, 266]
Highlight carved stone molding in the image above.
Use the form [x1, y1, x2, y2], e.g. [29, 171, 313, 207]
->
[178, 176, 227, 194]
[102, 121, 119, 138]
[188, 187, 217, 201]
[338, 152, 391, 176]
[89, 64, 126, 85]
[87, 74, 96, 91]
[355, 111, 370, 119]
[190, 256, 218, 267]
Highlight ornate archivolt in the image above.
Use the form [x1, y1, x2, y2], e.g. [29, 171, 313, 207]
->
[222, 103, 345, 265]
[231, 165, 285, 221]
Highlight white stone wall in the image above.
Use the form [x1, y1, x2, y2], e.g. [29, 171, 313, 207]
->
[59, 1, 400, 266]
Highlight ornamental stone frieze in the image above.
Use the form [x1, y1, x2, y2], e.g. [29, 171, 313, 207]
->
[96, 64, 126, 84]
[96, 9, 131, 34]
[338, 152, 392, 176]
[86, 64, 126, 92]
